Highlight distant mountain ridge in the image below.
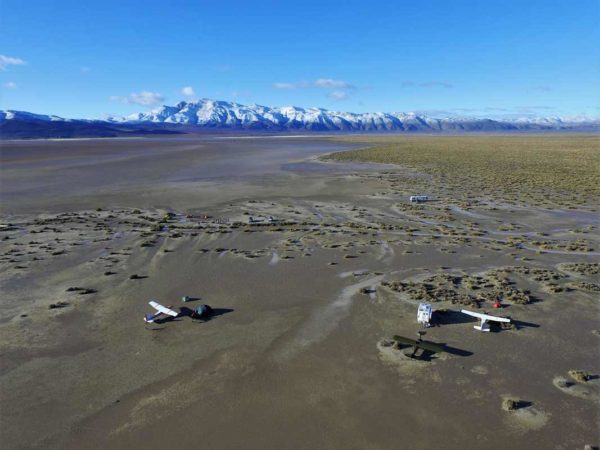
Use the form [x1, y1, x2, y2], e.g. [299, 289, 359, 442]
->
[2, 99, 599, 138]
[105, 99, 599, 131]
[0, 110, 184, 139]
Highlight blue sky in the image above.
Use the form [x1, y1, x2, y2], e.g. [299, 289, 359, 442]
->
[1, 0, 598, 119]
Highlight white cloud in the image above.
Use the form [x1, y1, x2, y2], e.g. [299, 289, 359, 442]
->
[181, 86, 195, 97]
[109, 91, 165, 106]
[273, 82, 297, 89]
[0, 54, 27, 71]
[401, 80, 453, 88]
[3, 81, 17, 88]
[328, 91, 349, 101]
[514, 105, 556, 113]
[314, 78, 354, 89]
[273, 78, 355, 90]
[483, 107, 509, 112]
[229, 90, 252, 101]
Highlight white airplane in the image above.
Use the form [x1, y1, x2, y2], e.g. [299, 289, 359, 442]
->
[461, 309, 511, 332]
[144, 301, 179, 323]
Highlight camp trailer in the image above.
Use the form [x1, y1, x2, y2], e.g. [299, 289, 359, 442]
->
[417, 303, 433, 327]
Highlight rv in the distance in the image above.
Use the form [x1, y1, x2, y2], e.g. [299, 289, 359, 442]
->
[409, 195, 429, 203]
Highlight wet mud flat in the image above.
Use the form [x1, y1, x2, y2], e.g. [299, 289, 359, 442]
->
[0, 135, 598, 449]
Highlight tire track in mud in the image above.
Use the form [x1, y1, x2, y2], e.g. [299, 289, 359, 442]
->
[273, 274, 384, 362]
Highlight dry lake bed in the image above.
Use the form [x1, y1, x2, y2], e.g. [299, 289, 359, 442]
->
[0, 134, 598, 449]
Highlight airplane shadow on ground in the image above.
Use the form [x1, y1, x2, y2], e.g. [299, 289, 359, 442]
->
[395, 343, 438, 362]
[511, 319, 540, 330]
[145, 307, 234, 329]
[432, 309, 473, 326]
[148, 316, 182, 326]
[489, 318, 540, 333]
[398, 347, 437, 362]
[178, 306, 234, 322]
[440, 344, 474, 357]
[396, 340, 473, 361]
[512, 400, 534, 409]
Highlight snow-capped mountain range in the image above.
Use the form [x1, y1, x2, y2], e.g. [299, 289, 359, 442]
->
[105, 99, 598, 131]
[2, 99, 599, 138]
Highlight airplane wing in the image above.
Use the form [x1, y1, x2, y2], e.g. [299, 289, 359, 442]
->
[392, 335, 418, 346]
[460, 309, 482, 318]
[413, 340, 445, 354]
[162, 307, 179, 317]
[392, 335, 445, 354]
[149, 300, 162, 311]
[460, 309, 511, 323]
[149, 301, 179, 317]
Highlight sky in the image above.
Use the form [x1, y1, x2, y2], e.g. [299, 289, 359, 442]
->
[1, 0, 599, 119]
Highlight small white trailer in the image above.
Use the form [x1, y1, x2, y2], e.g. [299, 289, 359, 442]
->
[409, 195, 429, 203]
[417, 303, 433, 327]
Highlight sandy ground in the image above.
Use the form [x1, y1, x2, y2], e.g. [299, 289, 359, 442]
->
[0, 136, 598, 449]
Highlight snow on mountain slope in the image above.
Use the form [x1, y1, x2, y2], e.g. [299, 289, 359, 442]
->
[0, 110, 68, 122]
[2, 99, 599, 132]
[113, 99, 598, 131]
